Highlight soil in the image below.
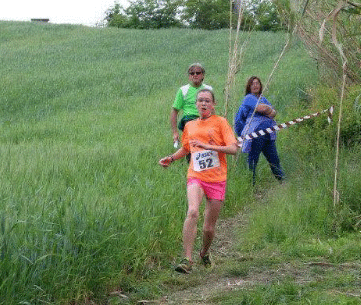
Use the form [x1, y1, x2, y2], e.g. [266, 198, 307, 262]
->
[142, 204, 361, 305]
[156, 210, 251, 304]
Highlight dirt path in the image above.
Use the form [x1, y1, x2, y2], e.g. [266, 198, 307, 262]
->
[146, 203, 361, 305]
[152, 209, 252, 304]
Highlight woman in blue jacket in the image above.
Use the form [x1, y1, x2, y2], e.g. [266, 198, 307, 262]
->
[234, 76, 284, 185]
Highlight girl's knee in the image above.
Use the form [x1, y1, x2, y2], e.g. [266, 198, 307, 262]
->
[203, 227, 215, 236]
[187, 209, 199, 220]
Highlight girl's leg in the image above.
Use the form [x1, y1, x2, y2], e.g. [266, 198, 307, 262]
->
[183, 182, 204, 261]
[200, 198, 223, 257]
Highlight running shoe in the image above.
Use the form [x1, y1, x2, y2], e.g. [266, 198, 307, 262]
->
[175, 257, 193, 273]
[200, 252, 212, 268]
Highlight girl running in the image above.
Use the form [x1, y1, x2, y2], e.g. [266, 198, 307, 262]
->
[159, 88, 238, 273]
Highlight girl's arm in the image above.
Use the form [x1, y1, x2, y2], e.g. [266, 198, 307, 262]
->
[190, 141, 238, 155]
[159, 146, 188, 167]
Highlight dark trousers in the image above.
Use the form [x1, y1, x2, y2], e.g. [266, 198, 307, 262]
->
[248, 135, 283, 185]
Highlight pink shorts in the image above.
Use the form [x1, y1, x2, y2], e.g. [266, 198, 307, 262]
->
[187, 178, 227, 201]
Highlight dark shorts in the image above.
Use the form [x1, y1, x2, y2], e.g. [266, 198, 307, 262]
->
[178, 115, 199, 131]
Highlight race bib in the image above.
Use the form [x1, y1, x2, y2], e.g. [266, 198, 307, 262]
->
[193, 150, 220, 172]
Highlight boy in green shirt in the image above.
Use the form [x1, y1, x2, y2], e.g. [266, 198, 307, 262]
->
[170, 63, 213, 147]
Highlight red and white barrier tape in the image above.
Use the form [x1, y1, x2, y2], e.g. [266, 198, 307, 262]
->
[238, 106, 334, 144]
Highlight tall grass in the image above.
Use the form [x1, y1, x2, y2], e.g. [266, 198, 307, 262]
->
[274, 0, 361, 84]
[241, 84, 361, 262]
[0, 20, 332, 303]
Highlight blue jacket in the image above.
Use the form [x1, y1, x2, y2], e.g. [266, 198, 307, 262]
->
[234, 94, 277, 153]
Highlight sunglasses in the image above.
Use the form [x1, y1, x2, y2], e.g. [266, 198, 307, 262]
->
[189, 71, 202, 76]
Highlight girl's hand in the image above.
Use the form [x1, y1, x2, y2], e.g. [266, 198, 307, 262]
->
[159, 156, 173, 168]
[237, 139, 243, 148]
[190, 140, 208, 150]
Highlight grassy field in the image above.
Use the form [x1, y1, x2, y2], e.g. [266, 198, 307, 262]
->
[0, 21, 360, 304]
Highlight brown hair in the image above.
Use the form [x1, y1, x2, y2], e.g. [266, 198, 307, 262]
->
[245, 76, 263, 95]
[188, 63, 205, 74]
[196, 88, 215, 102]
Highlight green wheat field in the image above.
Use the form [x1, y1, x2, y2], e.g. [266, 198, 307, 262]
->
[1, 21, 360, 304]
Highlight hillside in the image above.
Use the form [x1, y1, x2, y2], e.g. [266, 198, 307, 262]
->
[0, 21, 360, 304]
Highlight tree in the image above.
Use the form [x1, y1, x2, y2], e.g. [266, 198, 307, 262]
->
[105, 0, 284, 30]
[182, 0, 283, 30]
[246, 0, 284, 31]
[182, 0, 230, 30]
[105, 0, 183, 29]
[104, 3, 131, 28]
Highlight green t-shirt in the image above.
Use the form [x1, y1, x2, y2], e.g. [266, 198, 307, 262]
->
[172, 83, 213, 117]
